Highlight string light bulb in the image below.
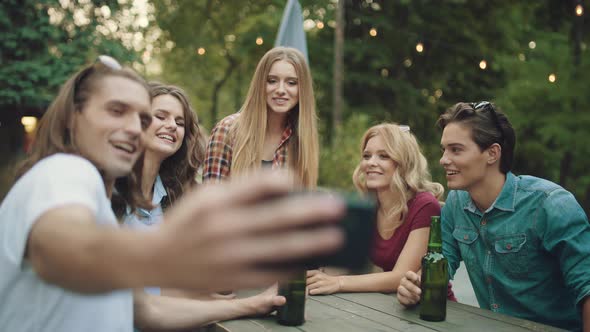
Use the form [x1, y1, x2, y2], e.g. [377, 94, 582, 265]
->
[479, 60, 487, 70]
[256, 37, 264, 45]
[575, 4, 583, 16]
[197, 47, 205, 55]
[528, 41, 536, 49]
[548, 73, 556, 83]
[316, 21, 324, 29]
[416, 42, 424, 53]
[369, 28, 377, 37]
[21, 116, 37, 133]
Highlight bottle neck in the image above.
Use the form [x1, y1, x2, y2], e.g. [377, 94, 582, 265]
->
[428, 217, 443, 253]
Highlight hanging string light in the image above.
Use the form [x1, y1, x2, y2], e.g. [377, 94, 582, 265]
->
[548, 73, 556, 83]
[256, 37, 264, 45]
[21, 116, 37, 133]
[197, 47, 206, 55]
[369, 28, 377, 37]
[528, 41, 536, 49]
[416, 42, 424, 53]
[575, 4, 583, 16]
[479, 60, 487, 70]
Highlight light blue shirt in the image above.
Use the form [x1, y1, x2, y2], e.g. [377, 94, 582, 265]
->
[124, 175, 167, 230]
[124, 175, 167, 296]
[442, 172, 590, 331]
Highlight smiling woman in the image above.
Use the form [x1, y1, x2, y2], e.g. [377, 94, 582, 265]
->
[203, 47, 318, 189]
[307, 123, 454, 301]
[114, 82, 205, 222]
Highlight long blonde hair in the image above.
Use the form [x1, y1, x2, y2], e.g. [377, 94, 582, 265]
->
[352, 123, 444, 222]
[230, 47, 318, 188]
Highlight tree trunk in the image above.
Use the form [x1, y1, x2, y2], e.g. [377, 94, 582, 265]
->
[210, 55, 238, 124]
[331, 0, 345, 144]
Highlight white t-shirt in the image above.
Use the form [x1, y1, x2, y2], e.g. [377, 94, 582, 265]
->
[0, 154, 133, 332]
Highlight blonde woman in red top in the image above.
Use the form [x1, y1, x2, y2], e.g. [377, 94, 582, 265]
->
[307, 123, 454, 300]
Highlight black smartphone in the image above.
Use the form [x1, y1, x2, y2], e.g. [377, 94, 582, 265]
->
[304, 192, 377, 270]
[259, 191, 376, 271]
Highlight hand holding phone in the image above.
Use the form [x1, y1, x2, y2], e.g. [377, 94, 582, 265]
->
[304, 192, 377, 270]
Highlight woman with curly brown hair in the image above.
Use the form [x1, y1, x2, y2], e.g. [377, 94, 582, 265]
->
[119, 82, 289, 330]
[116, 82, 206, 229]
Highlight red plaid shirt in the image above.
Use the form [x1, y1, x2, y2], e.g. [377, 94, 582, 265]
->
[203, 113, 293, 183]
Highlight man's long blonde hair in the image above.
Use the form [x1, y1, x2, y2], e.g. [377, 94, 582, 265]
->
[230, 47, 318, 188]
[353, 123, 444, 222]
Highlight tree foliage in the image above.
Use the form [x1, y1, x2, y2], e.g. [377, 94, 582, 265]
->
[0, 0, 142, 113]
[149, 0, 290, 129]
[0, 0, 148, 200]
[87, 0, 590, 213]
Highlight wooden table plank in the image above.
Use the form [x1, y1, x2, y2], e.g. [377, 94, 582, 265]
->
[213, 292, 567, 332]
[333, 293, 565, 332]
[214, 295, 432, 332]
[306, 295, 433, 332]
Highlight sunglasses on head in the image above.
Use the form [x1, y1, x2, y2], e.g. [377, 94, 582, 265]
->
[399, 125, 410, 133]
[469, 101, 504, 140]
[74, 55, 122, 96]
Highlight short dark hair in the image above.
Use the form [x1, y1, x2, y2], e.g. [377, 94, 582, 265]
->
[437, 102, 516, 174]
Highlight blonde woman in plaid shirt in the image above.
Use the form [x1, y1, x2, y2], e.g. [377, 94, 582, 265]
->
[204, 47, 319, 188]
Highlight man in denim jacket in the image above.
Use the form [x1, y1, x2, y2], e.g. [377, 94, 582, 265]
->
[397, 102, 590, 331]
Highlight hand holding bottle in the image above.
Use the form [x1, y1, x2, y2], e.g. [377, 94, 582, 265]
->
[397, 270, 422, 307]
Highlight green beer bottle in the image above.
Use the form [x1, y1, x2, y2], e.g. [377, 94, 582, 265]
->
[419, 216, 448, 322]
[277, 270, 306, 326]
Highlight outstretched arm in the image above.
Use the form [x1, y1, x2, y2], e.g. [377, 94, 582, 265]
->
[307, 228, 428, 295]
[134, 286, 285, 330]
[28, 206, 159, 293]
[29, 172, 346, 293]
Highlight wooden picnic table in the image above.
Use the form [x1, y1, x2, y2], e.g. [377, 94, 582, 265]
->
[212, 292, 566, 332]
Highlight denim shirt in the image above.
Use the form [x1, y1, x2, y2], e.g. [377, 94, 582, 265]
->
[442, 172, 590, 331]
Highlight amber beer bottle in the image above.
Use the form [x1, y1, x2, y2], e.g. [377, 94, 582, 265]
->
[277, 270, 306, 326]
[419, 216, 448, 321]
